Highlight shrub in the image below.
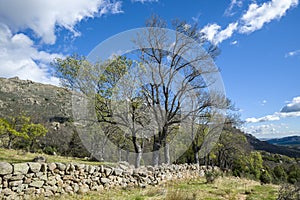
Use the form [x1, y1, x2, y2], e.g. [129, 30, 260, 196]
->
[260, 169, 272, 184]
[205, 169, 221, 184]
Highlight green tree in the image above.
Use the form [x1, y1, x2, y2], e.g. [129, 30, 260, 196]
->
[260, 169, 272, 184]
[0, 116, 47, 151]
[273, 165, 288, 183]
[21, 123, 48, 152]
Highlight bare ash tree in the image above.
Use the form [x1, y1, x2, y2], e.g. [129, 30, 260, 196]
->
[133, 16, 223, 166]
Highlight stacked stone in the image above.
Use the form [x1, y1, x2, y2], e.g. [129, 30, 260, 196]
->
[0, 161, 211, 199]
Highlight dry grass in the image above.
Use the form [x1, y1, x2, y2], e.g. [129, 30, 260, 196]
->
[37, 177, 279, 200]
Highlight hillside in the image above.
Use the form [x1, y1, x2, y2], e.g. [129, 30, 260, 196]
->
[267, 136, 300, 146]
[245, 134, 300, 158]
[0, 77, 72, 122]
[0, 77, 88, 157]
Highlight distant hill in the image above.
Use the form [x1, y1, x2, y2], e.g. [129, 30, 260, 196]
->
[266, 136, 300, 146]
[245, 134, 300, 158]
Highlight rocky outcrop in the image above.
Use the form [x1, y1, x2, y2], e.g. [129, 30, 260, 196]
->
[0, 161, 213, 199]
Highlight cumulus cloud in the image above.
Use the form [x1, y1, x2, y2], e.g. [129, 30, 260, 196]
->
[246, 96, 300, 123]
[242, 123, 290, 136]
[201, 22, 238, 45]
[239, 0, 299, 34]
[281, 97, 300, 112]
[285, 49, 300, 57]
[0, 0, 123, 44]
[0, 23, 62, 85]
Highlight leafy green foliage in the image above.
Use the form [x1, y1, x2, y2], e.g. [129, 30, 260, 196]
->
[0, 115, 47, 152]
[260, 169, 272, 184]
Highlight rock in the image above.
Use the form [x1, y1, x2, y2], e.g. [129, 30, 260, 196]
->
[0, 162, 13, 175]
[147, 166, 155, 172]
[10, 174, 24, 181]
[100, 178, 111, 184]
[44, 190, 54, 197]
[13, 163, 29, 174]
[24, 187, 36, 195]
[33, 156, 47, 163]
[88, 165, 95, 174]
[91, 185, 104, 191]
[78, 184, 89, 194]
[64, 185, 73, 193]
[56, 163, 66, 171]
[28, 162, 41, 173]
[48, 163, 56, 171]
[104, 167, 112, 176]
[29, 181, 44, 188]
[2, 188, 14, 196]
[9, 180, 23, 187]
[199, 170, 205, 177]
[113, 168, 123, 176]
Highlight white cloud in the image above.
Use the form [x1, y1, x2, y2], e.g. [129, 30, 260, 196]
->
[230, 40, 238, 45]
[0, 0, 123, 44]
[246, 96, 300, 123]
[242, 123, 287, 135]
[239, 0, 299, 34]
[0, 23, 62, 85]
[285, 49, 300, 57]
[281, 97, 300, 112]
[131, 0, 158, 3]
[201, 22, 238, 45]
[215, 23, 238, 44]
[246, 114, 280, 123]
[261, 100, 267, 106]
[225, 0, 244, 16]
[202, 0, 298, 45]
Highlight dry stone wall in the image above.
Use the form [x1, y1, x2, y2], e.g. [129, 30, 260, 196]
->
[0, 161, 211, 199]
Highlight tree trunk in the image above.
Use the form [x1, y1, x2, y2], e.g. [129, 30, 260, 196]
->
[164, 141, 170, 165]
[133, 135, 143, 168]
[193, 142, 199, 165]
[118, 147, 122, 162]
[152, 135, 161, 166]
[7, 133, 13, 149]
[135, 150, 142, 168]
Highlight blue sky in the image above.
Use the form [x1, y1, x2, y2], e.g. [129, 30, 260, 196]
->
[0, 0, 299, 138]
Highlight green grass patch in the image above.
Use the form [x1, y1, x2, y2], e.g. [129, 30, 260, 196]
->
[0, 148, 111, 166]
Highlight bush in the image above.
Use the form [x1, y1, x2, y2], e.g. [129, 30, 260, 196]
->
[205, 169, 221, 184]
[273, 165, 287, 183]
[260, 169, 272, 184]
[43, 146, 57, 155]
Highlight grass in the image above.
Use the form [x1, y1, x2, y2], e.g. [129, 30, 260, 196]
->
[0, 148, 109, 166]
[36, 176, 279, 200]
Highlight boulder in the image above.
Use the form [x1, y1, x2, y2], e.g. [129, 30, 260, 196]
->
[56, 163, 66, 171]
[30, 181, 44, 188]
[28, 162, 41, 173]
[0, 162, 13, 175]
[13, 163, 29, 174]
